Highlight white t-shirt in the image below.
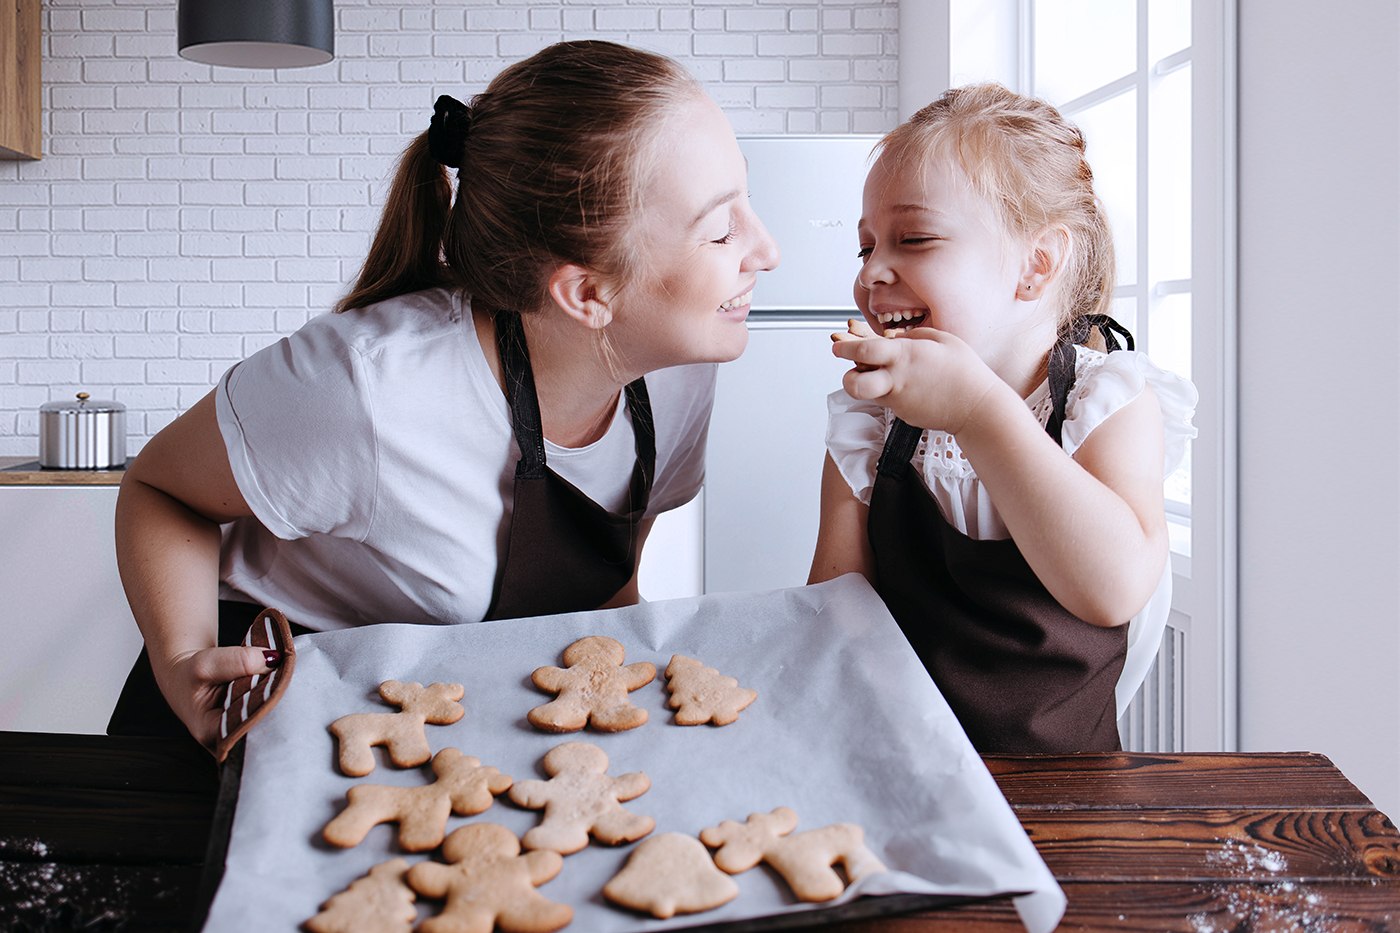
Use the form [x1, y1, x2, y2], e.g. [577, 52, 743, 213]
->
[826, 346, 1198, 714]
[215, 287, 716, 631]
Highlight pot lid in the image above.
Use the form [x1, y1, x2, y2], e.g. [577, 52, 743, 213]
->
[40, 391, 126, 414]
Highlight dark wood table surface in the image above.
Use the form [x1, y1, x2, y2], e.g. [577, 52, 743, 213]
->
[2, 732, 1398, 932]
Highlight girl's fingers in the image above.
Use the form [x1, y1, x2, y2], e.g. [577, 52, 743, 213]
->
[843, 366, 894, 401]
[831, 335, 903, 367]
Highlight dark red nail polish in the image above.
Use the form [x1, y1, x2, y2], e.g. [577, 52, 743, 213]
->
[263, 649, 283, 668]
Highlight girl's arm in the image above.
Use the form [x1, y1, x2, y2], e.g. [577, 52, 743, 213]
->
[114, 391, 277, 747]
[808, 454, 875, 584]
[955, 380, 1167, 627]
[833, 331, 1167, 627]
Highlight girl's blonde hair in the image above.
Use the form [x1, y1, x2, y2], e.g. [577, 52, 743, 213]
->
[338, 41, 701, 315]
[880, 83, 1115, 338]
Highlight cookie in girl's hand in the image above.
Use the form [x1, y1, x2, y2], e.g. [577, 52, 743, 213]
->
[527, 635, 655, 733]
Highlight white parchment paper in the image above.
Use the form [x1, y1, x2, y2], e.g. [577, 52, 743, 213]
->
[203, 574, 1065, 932]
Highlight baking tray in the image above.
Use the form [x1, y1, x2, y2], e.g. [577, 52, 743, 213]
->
[199, 574, 1064, 932]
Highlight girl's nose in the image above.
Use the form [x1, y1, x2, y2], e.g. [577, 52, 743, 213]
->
[856, 256, 892, 291]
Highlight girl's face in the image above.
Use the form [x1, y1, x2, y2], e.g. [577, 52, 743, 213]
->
[854, 149, 1053, 376]
[608, 94, 780, 372]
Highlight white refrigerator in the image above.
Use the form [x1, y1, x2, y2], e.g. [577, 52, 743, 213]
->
[703, 135, 881, 595]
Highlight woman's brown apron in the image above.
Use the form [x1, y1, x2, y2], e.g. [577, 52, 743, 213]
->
[109, 309, 654, 738]
[866, 316, 1133, 753]
[483, 309, 655, 620]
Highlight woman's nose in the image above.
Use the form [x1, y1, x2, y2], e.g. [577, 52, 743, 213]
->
[745, 212, 781, 272]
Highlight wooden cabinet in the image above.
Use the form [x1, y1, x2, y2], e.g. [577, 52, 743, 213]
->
[1, 0, 41, 160]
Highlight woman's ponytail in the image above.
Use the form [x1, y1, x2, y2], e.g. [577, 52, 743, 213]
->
[335, 132, 454, 314]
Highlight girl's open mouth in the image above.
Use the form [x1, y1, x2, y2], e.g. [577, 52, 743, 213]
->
[876, 309, 927, 336]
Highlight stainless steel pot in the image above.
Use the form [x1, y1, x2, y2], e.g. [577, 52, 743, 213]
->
[39, 392, 127, 469]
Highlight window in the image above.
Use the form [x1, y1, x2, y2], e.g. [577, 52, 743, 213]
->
[946, 0, 1238, 751]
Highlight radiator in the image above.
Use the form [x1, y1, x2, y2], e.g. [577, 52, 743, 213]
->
[1119, 621, 1187, 752]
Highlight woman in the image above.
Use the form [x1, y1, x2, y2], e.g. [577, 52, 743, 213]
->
[109, 40, 779, 750]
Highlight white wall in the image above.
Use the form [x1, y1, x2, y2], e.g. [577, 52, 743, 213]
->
[1237, 0, 1400, 819]
[0, 0, 899, 456]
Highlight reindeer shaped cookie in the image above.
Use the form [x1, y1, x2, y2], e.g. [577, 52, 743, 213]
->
[700, 807, 887, 902]
[323, 748, 513, 852]
[329, 680, 466, 777]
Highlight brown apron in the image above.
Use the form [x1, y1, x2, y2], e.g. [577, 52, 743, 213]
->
[484, 309, 655, 621]
[867, 315, 1133, 753]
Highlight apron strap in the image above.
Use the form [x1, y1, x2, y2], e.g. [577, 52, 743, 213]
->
[493, 309, 655, 495]
[495, 310, 548, 480]
[1046, 314, 1135, 446]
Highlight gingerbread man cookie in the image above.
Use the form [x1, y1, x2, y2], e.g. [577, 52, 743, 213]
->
[329, 680, 466, 777]
[663, 654, 758, 726]
[304, 858, 416, 933]
[407, 823, 572, 933]
[700, 807, 887, 902]
[507, 741, 654, 854]
[527, 635, 655, 733]
[603, 832, 739, 919]
[323, 748, 513, 852]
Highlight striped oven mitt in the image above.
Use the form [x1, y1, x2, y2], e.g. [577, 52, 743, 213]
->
[214, 607, 298, 764]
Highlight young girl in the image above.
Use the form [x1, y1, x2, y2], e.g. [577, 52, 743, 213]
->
[109, 41, 778, 750]
[809, 84, 1196, 753]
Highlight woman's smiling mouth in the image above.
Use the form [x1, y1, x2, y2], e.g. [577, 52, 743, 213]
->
[719, 290, 753, 316]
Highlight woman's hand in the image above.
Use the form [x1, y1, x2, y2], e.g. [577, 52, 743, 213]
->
[154, 644, 282, 748]
[831, 325, 1003, 434]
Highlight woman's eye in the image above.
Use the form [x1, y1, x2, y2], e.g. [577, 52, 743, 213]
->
[902, 236, 939, 246]
[711, 221, 738, 246]
[856, 246, 873, 260]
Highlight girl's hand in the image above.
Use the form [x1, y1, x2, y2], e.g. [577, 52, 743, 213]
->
[154, 644, 281, 748]
[831, 326, 1003, 434]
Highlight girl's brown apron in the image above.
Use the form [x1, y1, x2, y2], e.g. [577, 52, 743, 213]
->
[484, 309, 655, 621]
[866, 316, 1132, 753]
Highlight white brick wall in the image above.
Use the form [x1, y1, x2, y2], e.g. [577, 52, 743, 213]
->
[0, 0, 899, 455]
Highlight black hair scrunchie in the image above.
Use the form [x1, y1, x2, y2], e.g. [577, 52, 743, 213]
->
[428, 94, 471, 169]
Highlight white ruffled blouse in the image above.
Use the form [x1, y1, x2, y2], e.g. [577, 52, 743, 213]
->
[826, 346, 1199, 714]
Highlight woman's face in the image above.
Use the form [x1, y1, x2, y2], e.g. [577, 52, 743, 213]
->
[608, 94, 780, 372]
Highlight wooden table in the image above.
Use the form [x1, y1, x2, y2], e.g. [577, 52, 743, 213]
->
[2, 733, 1397, 931]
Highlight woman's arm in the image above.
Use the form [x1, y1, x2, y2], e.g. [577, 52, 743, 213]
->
[599, 517, 655, 608]
[808, 454, 875, 585]
[115, 390, 277, 747]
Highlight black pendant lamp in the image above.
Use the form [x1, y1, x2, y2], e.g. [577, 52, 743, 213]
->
[178, 0, 334, 69]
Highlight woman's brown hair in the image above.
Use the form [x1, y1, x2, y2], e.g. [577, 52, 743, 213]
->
[879, 83, 1116, 339]
[337, 41, 700, 315]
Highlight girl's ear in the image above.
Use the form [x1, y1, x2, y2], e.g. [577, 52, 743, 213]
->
[1018, 224, 1072, 300]
[547, 263, 614, 330]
